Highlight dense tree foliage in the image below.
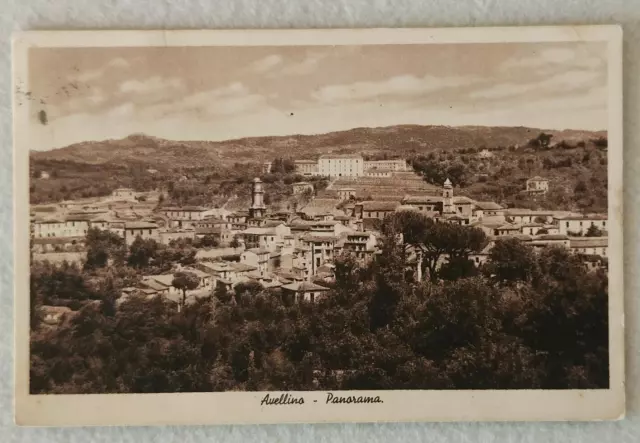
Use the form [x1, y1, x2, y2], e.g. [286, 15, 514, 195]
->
[410, 136, 608, 213]
[30, 216, 608, 393]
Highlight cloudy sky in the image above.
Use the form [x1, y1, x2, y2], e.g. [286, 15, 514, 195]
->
[26, 41, 608, 150]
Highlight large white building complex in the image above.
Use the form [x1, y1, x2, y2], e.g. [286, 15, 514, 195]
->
[294, 155, 408, 178]
[318, 154, 364, 177]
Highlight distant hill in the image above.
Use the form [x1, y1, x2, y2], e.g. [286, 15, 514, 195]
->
[30, 125, 607, 170]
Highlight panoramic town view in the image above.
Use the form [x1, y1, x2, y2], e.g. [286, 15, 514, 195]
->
[27, 42, 610, 393]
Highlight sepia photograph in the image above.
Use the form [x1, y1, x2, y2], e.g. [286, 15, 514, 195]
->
[13, 26, 624, 426]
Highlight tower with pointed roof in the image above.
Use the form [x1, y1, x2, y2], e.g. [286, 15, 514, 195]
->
[442, 178, 455, 215]
[250, 177, 266, 219]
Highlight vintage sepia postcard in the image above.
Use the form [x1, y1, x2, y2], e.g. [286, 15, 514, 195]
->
[13, 26, 624, 426]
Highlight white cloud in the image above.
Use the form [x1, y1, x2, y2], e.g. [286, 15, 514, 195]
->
[469, 69, 602, 100]
[249, 55, 283, 73]
[311, 74, 472, 104]
[145, 81, 268, 119]
[278, 52, 329, 76]
[64, 88, 107, 111]
[107, 103, 135, 117]
[74, 69, 104, 83]
[119, 76, 185, 94]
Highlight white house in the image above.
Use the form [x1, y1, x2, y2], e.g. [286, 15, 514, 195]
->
[160, 206, 209, 229]
[556, 214, 608, 236]
[241, 223, 291, 251]
[123, 221, 160, 245]
[241, 248, 271, 274]
[525, 176, 549, 194]
[569, 237, 608, 257]
[318, 154, 364, 177]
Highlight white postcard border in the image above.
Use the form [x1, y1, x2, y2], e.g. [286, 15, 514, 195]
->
[13, 25, 625, 426]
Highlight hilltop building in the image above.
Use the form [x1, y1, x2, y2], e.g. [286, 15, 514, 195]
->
[293, 156, 408, 178]
[526, 176, 549, 195]
[318, 154, 364, 177]
[363, 159, 408, 171]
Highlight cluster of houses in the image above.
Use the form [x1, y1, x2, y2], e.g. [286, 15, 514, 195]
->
[31, 171, 608, 307]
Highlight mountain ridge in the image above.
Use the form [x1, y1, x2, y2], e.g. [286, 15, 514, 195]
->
[30, 124, 607, 170]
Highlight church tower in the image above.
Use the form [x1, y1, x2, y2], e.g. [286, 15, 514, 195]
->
[250, 177, 266, 219]
[442, 178, 455, 215]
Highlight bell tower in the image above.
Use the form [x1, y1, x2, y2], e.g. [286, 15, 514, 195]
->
[442, 178, 455, 215]
[250, 177, 266, 219]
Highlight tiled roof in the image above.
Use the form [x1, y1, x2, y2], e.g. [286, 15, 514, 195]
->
[557, 214, 608, 221]
[125, 222, 158, 229]
[246, 248, 271, 255]
[303, 234, 338, 243]
[281, 281, 330, 292]
[230, 262, 257, 272]
[361, 201, 400, 211]
[319, 154, 363, 160]
[569, 237, 608, 248]
[452, 196, 475, 204]
[402, 195, 443, 204]
[161, 206, 208, 212]
[474, 201, 503, 210]
[535, 234, 569, 241]
[243, 227, 276, 235]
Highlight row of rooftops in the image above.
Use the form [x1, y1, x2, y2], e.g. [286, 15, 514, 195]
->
[472, 235, 608, 253]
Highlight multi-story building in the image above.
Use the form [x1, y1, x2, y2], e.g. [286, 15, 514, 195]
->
[241, 223, 291, 251]
[354, 201, 400, 219]
[569, 237, 608, 257]
[556, 214, 608, 236]
[291, 156, 407, 178]
[302, 234, 338, 274]
[363, 159, 408, 171]
[364, 169, 392, 178]
[32, 215, 90, 238]
[337, 188, 356, 201]
[294, 160, 319, 176]
[342, 232, 377, 261]
[318, 154, 364, 177]
[123, 221, 160, 245]
[241, 248, 271, 274]
[160, 206, 209, 229]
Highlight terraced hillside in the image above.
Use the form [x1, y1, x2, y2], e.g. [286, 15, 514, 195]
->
[324, 171, 441, 200]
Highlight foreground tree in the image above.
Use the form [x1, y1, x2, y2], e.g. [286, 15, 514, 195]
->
[127, 237, 159, 269]
[172, 271, 200, 311]
[84, 228, 126, 270]
[486, 238, 538, 284]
